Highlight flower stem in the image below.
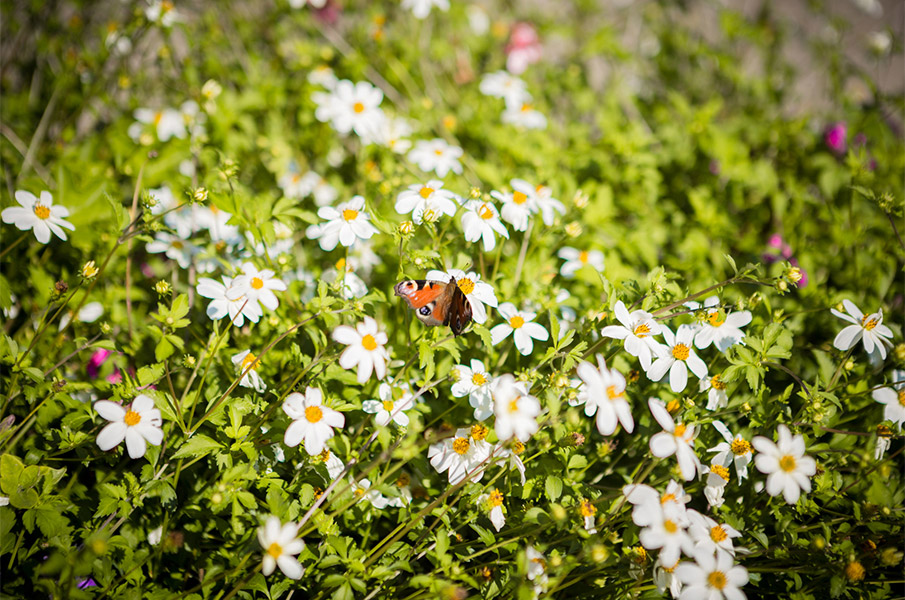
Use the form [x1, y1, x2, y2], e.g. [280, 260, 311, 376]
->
[0, 231, 29, 260]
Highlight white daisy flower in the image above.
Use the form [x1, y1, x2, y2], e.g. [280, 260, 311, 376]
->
[623, 480, 690, 528]
[653, 556, 683, 600]
[647, 325, 708, 393]
[688, 296, 752, 352]
[196, 276, 263, 327]
[638, 507, 693, 567]
[229, 262, 287, 312]
[371, 116, 413, 154]
[145, 0, 181, 27]
[407, 139, 463, 177]
[492, 374, 541, 442]
[576, 354, 634, 435]
[133, 107, 186, 141]
[557, 247, 605, 278]
[699, 374, 729, 411]
[146, 232, 199, 269]
[195, 205, 242, 246]
[257, 516, 305, 580]
[460, 199, 510, 252]
[402, 0, 449, 19]
[426, 268, 498, 324]
[675, 548, 748, 600]
[279, 170, 315, 199]
[703, 462, 730, 509]
[94, 394, 163, 459]
[502, 100, 547, 130]
[232, 350, 267, 393]
[313, 79, 386, 140]
[491, 180, 537, 232]
[831, 299, 894, 360]
[872, 370, 905, 429]
[480, 489, 506, 532]
[648, 398, 701, 481]
[579, 498, 598, 534]
[306, 195, 379, 251]
[490, 303, 550, 355]
[427, 426, 492, 485]
[532, 183, 565, 226]
[495, 440, 527, 485]
[307, 64, 337, 89]
[479, 71, 530, 106]
[363, 380, 416, 427]
[58, 301, 104, 331]
[707, 421, 753, 481]
[752, 424, 817, 505]
[282, 387, 345, 456]
[600, 300, 664, 370]
[451, 359, 495, 420]
[323, 261, 369, 299]
[332, 317, 389, 384]
[395, 180, 460, 224]
[2, 190, 75, 244]
[685, 508, 742, 558]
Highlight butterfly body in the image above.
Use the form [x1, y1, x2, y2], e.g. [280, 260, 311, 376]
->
[394, 277, 473, 336]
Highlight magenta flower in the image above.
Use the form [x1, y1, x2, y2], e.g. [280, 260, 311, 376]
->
[87, 349, 112, 378]
[505, 23, 542, 75]
[824, 122, 847, 154]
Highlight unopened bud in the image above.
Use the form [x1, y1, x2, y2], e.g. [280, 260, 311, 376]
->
[155, 280, 172, 296]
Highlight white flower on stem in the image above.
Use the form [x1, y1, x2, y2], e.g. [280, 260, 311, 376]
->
[307, 65, 337, 89]
[689, 297, 752, 352]
[496, 440, 527, 485]
[685, 508, 742, 558]
[426, 268, 499, 324]
[305, 172, 339, 207]
[653, 557, 683, 599]
[279, 170, 314, 199]
[257, 516, 305, 580]
[557, 247, 605, 278]
[232, 350, 267, 393]
[146, 232, 199, 268]
[363, 380, 416, 427]
[502, 100, 547, 130]
[407, 139, 463, 177]
[479, 71, 530, 106]
[395, 180, 460, 224]
[872, 370, 905, 429]
[401, 0, 449, 19]
[282, 387, 345, 456]
[492, 374, 541, 442]
[480, 489, 506, 531]
[332, 317, 389, 384]
[58, 301, 104, 330]
[638, 508, 693, 567]
[2, 190, 75, 244]
[133, 107, 186, 141]
[831, 299, 894, 360]
[145, 0, 181, 27]
[491, 181, 537, 232]
[647, 325, 708, 393]
[675, 548, 748, 600]
[313, 449, 346, 481]
[623, 480, 690, 528]
[525, 545, 548, 585]
[752, 424, 817, 505]
[371, 116, 413, 154]
[490, 303, 549, 355]
[460, 199, 509, 252]
[306, 195, 379, 251]
[94, 395, 163, 459]
[229, 262, 287, 311]
[451, 359, 494, 420]
[579, 498, 598, 534]
[323, 261, 368, 299]
[196, 205, 241, 245]
[703, 463, 730, 509]
[532, 184, 565, 226]
[600, 300, 664, 370]
[649, 398, 701, 481]
[196, 276, 263, 327]
[699, 374, 729, 411]
[708, 421, 753, 481]
[576, 354, 634, 435]
[427, 426, 492, 485]
[313, 80, 386, 140]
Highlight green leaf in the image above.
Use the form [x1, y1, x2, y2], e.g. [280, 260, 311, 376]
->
[545, 476, 563, 501]
[0, 454, 24, 495]
[171, 434, 223, 460]
[138, 363, 165, 387]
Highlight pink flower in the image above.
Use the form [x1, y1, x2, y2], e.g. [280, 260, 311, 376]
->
[87, 349, 112, 378]
[505, 23, 542, 75]
[824, 122, 847, 154]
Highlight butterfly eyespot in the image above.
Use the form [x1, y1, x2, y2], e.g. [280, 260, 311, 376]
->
[419, 306, 431, 316]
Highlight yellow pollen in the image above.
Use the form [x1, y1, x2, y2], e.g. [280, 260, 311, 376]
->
[520, 103, 533, 112]
[335, 257, 346, 270]
[362, 334, 378, 351]
[898, 389, 905, 407]
[317, 449, 330, 463]
[434, 148, 444, 155]
[708, 312, 726, 327]
[672, 343, 690, 361]
[535, 184, 545, 193]
[511, 440, 525, 455]
[241, 353, 258, 371]
[711, 374, 727, 390]
[419, 186, 434, 198]
[153, 111, 163, 126]
[633, 323, 651, 337]
[508, 399, 520, 413]
[730, 439, 752, 455]
[711, 464, 730, 481]
[471, 424, 488, 441]
[342, 209, 359, 221]
[171, 240, 184, 249]
[513, 191, 528, 205]
[580, 500, 597, 517]
[382, 399, 394, 412]
[354, 487, 365, 497]
[305, 405, 323, 423]
[471, 372, 487, 386]
[707, 571, 728, 590]
[509, 315, 525, 329]
[352, 102, 365, 113]
[452, 437, 470, 455]
[606, 385, 624, 401]
[674, 423, 687, 437]
[33, 204, 51, 220]
[663, 519, 678, 534]
[478, 204, 494, 220]
[488, 490, 503, 507]
[396, 473, 410, 487]
[124, 409, 141, 427]
[267, 542, 283, 560]
[666, 399, 681, 413]
[579, 250, 589, 263]
[779, 455, 797, 472]
[660, 493, 676, 504]
[710, 525, 728, 543]
[457, 278, 475, 295]
[251, 277, 264, 290]
[861, 315, 879, 330]
[292, 174, 301, 183]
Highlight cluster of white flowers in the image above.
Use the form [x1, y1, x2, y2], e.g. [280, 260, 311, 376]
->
[196, 261, 286, 328]
[480, 71, 547, 130]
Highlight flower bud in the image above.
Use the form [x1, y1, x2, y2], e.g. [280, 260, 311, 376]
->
[191, 187, 208, 203]
[399, 221, 415, 236]
[155, 280, 172, 296]
[81, 261, 99, 280]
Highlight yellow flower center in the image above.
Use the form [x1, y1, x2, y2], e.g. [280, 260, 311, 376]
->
[898, 389, 905, 407]
[520, 103, 533, 112]
[707, 312, 726, 327]
[730, 439, 752, 455]
[580, 499, 597, 517]
[509, 316, 525, 329]
[666, 399, 680, 413]
[396, 473, 410, 487]
[382, 400, 394, 413]
[317, 449, 330, 463]
[707, 571, 728, 590]
[335, 257, 346, 270]
[171, 240, 184, 249]
[672, 343, 690, 361]
[267, 542, 283, 560]
[33, 204, 51, 220]
[305, 405, 323, 423]
[579, 250, 589, 263]
[471, 424, 489, 441]
[606, 385, 624, 401]
[124, 409, 141, 427]
[452, 437, 470, 455]
[352, 102, 365, 113]
[434, 148, 444, 155]
[251, 277, 264, 290]
[633, 323, 650, 337]
[674, 423, 687, 437]
[711, 374, 727, 390]
[419, 186, 434, 199]
[488, 489, 504, 507]
[354, 486, 365, 498]
[292, 173, 301, 183]
[663, 519, 678, 534]
[241, 353, 258, 371]
[342, 209, 359, 221]
[511, 440, 525, 455]
[478, 203, 494, 220]
[779, 455, 797, 472]
[661, 493, 676, 504]
[861, 315, 879, 330]
[471, 372, 487, 386]
[153, 111, 163, 126]
[457, 278, 475, 295]
[362, 334, 378, 351]
[710, 525, 728, 543]
[508, 399, 520, 413]
[513, 191, 528, 205]
[711, 464, 730, 481]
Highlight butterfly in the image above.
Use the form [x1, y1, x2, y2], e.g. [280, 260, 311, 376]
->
[394, 276, 473, 337]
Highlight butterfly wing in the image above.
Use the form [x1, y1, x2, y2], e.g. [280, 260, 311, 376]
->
[446, 284, 473, 336]
[394, 279, 448, 327]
